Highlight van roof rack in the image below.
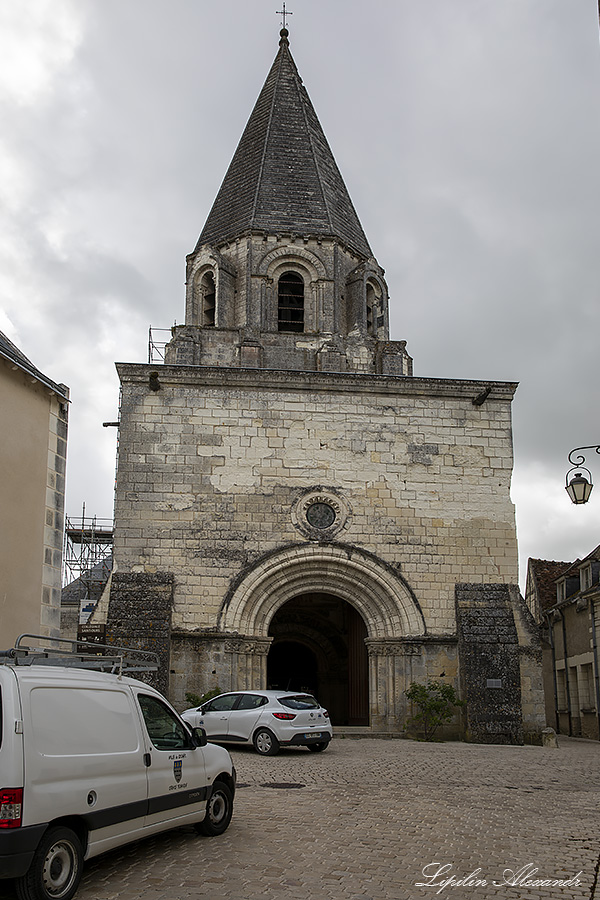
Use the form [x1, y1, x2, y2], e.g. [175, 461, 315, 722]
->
[0, 634, 159, 675]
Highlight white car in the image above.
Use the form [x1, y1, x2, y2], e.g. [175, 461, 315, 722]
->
[182, 690, 332, 755]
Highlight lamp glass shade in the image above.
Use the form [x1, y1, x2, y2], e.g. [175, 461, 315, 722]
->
[566, 474, 593, 505]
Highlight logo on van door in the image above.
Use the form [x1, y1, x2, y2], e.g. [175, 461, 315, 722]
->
[173, 759, 183, 783]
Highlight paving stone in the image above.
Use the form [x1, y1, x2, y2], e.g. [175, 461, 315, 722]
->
[1, 737, 599, 900]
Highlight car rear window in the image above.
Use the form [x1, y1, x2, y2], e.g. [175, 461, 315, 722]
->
[277, 694, 319, 710]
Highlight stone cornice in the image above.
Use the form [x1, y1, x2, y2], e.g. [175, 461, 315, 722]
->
[116, 362, 518, 402]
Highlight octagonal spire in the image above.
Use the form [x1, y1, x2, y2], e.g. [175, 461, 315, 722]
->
[196, 29, 372, 259]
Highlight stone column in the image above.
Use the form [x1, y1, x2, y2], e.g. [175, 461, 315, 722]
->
[366, 639, 425, 732]
[226, 637, 272, 690]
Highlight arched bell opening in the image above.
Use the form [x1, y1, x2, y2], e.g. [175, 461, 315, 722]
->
[366, 279, 382, 336]
[267, 592, 369, 726]
[200, 271, 216, 326]
[277, 271, 304, 332]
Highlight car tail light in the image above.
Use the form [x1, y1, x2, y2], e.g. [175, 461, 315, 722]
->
[272, 712, 296, 720]
[322, 710, 330, 718]
[0, 788, 23, 828]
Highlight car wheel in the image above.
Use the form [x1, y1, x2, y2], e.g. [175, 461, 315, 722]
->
[15, 826, 83, 900]
[253, 727, 280, 756]
[308, 741, 330, 752]
[194, 781, 233, 836]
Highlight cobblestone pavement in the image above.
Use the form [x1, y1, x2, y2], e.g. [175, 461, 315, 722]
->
[2, 736, 599, 900]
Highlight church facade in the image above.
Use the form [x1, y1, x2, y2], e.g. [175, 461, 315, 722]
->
[106, 28, 544, 741]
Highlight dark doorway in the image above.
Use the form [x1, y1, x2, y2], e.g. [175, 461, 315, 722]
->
[267, 593, 369, 726]
[267, 641, 319, 695]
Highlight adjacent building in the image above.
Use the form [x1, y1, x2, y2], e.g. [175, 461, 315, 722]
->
[535, 547, 600, 741]
[0, 331, 69, 643]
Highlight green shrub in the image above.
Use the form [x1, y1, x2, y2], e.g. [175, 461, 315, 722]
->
[184, 686, 221, 708]
[404, 680, 464, 741]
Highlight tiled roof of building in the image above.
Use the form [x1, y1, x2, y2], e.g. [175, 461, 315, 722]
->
[195, 29, 372, 259]
[0, 330, 69, 400]
[529, 558, 571, 611]
[62, 554, 113, 606]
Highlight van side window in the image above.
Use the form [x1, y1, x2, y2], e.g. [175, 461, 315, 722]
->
[30, 687, 139, 755]
[138, 694, 192, 751]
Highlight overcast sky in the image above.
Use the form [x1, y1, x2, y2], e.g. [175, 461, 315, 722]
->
[2, 0, 600, 589]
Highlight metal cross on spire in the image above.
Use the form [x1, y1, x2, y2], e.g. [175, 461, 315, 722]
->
[276, 2, 293, 29]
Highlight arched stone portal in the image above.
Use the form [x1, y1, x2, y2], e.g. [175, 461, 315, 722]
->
[217, 544, 432, 731]
[219, 544, 425, 637]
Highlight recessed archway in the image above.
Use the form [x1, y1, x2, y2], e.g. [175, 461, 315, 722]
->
[218, 543, 426, 640]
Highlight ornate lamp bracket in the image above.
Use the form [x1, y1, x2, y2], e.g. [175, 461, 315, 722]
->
[565, 445, 600, 505]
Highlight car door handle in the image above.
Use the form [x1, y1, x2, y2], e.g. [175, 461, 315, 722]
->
[143, 753, 152, 767]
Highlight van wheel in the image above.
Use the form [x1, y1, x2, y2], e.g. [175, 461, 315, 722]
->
[16, 826, 83, 900]
[194, 781, 233, 836]
[253, 728, 279, 756]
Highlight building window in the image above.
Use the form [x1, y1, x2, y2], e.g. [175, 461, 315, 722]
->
[581, 565, 592, 591]
[580, 663, 595, 709]
[556, 668, 567, 710]
[569, 665, 580, 713]
[557, 580, 566, 603]
[278, 272, 304, 332]
[201, 272, 216, 327]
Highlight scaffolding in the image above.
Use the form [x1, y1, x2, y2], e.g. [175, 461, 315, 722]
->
[63, 506, 113, 624]
[148, 326, 171, 364]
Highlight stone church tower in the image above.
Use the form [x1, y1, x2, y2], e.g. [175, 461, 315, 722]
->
[107, 28, 544, 741]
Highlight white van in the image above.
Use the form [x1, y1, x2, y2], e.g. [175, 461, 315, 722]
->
[0, 636, 236, 900]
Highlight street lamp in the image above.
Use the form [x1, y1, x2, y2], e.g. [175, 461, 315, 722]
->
[565, 445, 600, 504]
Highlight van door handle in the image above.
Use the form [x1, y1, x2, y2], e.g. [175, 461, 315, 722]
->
[143, 753, 152, 767]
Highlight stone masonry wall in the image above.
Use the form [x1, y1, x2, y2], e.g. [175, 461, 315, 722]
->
[171, 234, 412, 375]
[508, 584, 546, 740]
[42, 390, 69, 638]
[113, 365, 518, 640]
[105, 572, 174, 696]
[455, 584, 524, 744]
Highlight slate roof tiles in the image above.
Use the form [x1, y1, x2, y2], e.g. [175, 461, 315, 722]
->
[196, 29, 372, 259]
[0, 329, 68, 400]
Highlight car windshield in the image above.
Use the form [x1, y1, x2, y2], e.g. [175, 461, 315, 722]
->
[277, 694, 319, 710]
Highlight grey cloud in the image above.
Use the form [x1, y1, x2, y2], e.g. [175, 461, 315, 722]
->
[2, 0, 600, 577]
